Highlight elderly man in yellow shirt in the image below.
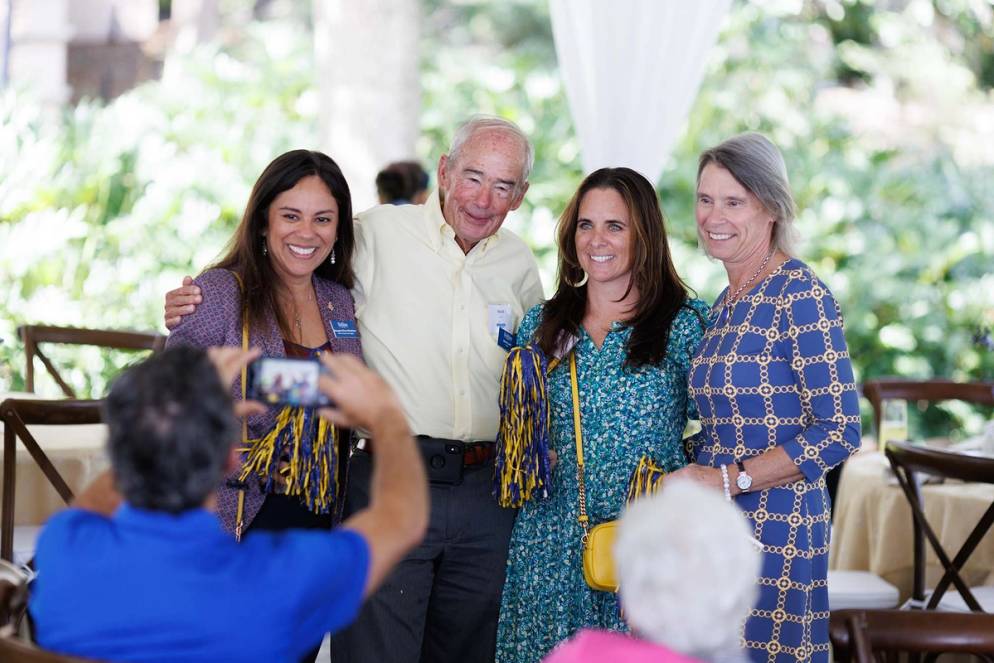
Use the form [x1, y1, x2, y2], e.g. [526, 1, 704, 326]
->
[164, 116, 544, 663]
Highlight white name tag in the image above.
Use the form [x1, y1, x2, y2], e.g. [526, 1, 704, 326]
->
[488, 303, 513, 336]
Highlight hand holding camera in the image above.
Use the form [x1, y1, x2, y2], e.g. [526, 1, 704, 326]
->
[246, 356, 332, 408]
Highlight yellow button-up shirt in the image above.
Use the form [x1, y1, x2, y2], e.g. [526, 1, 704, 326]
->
[353, 190, 545, 442]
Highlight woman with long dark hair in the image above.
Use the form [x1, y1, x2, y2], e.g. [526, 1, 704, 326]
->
[496, 167, 708, 662]
[165, 151, 362, 656]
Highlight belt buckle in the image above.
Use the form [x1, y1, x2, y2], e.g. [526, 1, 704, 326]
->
[463, 440, 494, 467]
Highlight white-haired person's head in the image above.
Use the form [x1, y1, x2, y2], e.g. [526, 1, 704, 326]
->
[614, 479, 760, 660]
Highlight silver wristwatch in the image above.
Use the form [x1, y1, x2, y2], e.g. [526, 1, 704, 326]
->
[735, 460, 753, 493]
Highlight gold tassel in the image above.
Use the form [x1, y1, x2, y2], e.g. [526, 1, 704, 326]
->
[626, 455, 666, 505]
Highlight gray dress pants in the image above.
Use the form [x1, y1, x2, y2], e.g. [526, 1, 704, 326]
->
[330, 449, 517, 663]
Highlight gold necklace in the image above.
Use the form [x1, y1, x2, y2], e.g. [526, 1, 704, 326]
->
[293, 308, 303, 344]
[287, 291, 314, 344]
[724, 248, 775, 308]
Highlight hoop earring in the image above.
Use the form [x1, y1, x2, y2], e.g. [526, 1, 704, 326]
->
[564, 270, 588, 288]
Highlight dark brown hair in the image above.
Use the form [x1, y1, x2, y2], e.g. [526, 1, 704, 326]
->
[535, 167, 693, 369]
[212, 149, 354, 337]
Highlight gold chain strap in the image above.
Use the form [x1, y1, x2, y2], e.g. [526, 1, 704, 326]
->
[569, 352, 590, 546]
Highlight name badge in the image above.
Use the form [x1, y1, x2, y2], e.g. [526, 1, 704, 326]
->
[497, 327, 516, 352]
[488, 303, 513, 336]
[331, 320, 359, 339]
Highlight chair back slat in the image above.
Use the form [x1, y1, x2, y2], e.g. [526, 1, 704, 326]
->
[830, 609, 994, 661]
[0, 636, 96, 662]
[18, 325, 165, 396]
[886, 440, 994, 485]
[862, 379, 994, 439]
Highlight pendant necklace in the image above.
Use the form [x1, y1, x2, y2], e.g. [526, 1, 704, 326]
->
[710, 248, 775, 325]
[289, 292, 314, 344]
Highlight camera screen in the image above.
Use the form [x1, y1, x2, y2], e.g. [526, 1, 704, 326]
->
[249, 357, 329, 408]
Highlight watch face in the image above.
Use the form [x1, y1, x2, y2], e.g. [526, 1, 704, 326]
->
[736, 473, 752, 490]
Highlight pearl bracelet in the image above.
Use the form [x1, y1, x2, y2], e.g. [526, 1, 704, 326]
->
[720, 463, 731, 501]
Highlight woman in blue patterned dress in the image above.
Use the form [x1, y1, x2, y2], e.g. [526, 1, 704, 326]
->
[496, 167, 708, 663]
[668, 133, 861, 663]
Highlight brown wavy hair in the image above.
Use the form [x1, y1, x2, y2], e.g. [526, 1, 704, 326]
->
[212, 149, 355, 338]
[534, 167, 694, 369]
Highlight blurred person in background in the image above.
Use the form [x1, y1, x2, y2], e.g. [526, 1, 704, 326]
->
[376, 160, 430, 205]
[544, 480, 760, 663]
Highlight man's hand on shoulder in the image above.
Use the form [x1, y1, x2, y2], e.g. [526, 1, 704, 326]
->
[164, 276, 202, 330]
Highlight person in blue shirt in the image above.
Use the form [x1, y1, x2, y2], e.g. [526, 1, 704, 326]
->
[29, 345, 428, 663]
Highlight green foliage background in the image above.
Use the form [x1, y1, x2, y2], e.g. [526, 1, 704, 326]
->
[2, 0, 992, 434]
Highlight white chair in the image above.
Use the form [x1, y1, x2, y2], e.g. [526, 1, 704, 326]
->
[828, 569, 900, 610]
[5, 526, 41, 568]
[931, 586, 994, 613]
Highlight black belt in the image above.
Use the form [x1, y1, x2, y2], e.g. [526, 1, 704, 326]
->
[355, 437, 496, 467]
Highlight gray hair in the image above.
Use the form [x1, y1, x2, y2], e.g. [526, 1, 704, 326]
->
[105, 346, 238, 513]
[447, 115, 534, 190]
[698, 132, 798, 255]
[614, 480, 760, 660]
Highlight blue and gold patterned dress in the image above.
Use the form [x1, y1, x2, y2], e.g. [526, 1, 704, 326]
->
[689, 259, 861, 663]
[496, 299, 708, 663]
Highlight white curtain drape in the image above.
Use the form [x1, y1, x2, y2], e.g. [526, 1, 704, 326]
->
[550, 0, 732, 185]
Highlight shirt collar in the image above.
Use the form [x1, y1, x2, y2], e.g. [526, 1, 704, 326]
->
[115, 503, 224, 536]
[423, 188, 499, 257]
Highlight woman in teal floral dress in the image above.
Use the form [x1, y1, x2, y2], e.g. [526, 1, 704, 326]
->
[496, 168, 708, 663]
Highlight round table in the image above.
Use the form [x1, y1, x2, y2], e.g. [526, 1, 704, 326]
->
[829, 448, 994, 601]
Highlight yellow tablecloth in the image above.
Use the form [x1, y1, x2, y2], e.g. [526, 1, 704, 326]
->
[0, 392, 109, 526]
[829, 449, 994, 600]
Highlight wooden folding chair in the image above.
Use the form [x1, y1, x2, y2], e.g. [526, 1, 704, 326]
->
[830, 608, 994, 661]
[885, 440, 994, 612]
[0, 399, 103, 562]
[862, 379, 994, 441]
[0, 633, 95, 662]
[19, 325, 165, 398]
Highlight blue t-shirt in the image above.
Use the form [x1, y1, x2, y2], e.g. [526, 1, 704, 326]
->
[29, 504, 370, 662]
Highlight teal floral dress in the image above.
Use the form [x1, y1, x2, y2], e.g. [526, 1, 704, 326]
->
[496, 299, 708, 663]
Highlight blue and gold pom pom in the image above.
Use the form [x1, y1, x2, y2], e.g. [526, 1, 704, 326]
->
[625, 455, 667, 505]
[239, 406, 338, 514]
[494, 344, 555, 508]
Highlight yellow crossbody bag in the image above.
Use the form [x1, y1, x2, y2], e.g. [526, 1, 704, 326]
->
[569, 352, 620, 592]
